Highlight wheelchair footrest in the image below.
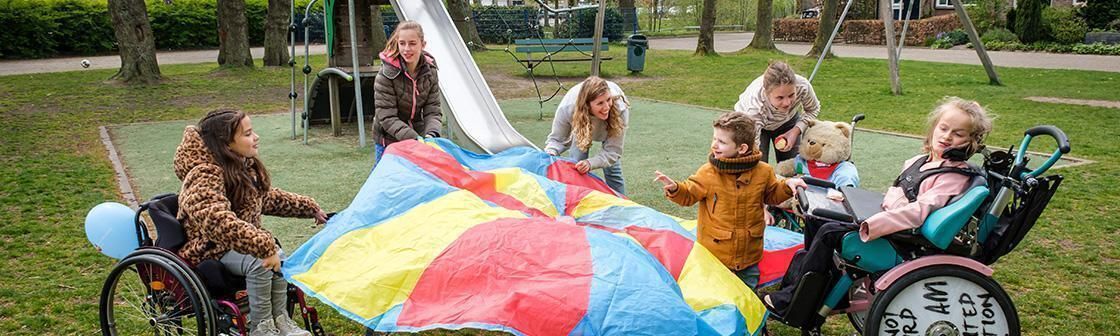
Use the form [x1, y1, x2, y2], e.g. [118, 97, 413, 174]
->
[771, 271, 829, 329]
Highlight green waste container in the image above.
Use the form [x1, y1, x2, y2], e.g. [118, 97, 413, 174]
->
[627, 34, 648, 73]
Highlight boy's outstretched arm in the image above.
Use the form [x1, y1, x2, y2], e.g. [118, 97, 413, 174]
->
[656, 169, 706, 206]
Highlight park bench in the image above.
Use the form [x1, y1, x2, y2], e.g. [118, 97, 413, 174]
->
[513, 38, 612, 70]
[683, 25, 744, 31]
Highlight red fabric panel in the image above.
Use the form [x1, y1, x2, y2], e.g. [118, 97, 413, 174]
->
[758, 244, 803, 285]
[547, 161, 624, 198]
[389, 141, 548, 217]
[622, 227, 693, 280]
[398, 218, 593, 336]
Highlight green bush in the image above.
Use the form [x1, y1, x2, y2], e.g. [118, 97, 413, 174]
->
[1043, 6, 1089, 44]
[982, 27, 1019, 44]
[1072, 42, 1120, 55]
[470, 5, 541, 44]
[49, 0, 115, 56]
[980, 40, 1118, 55]
[0, 0, 327, 59]
[966, 0, 1010, 34]
[1015, 0, 1045, 43]
[555, 7, 624, 42]
[1078, 0, 1120, 30]
[0, 0, 62, 58]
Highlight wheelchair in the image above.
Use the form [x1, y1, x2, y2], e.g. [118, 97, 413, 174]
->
[98, 193, 327, 336]
[767, 125, 1070, 336]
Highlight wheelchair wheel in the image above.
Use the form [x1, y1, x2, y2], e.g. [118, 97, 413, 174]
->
[99, 253, 213, 336]
[864, 265, 1019, 336]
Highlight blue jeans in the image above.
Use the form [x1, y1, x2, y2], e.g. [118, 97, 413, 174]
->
[569, 147, 625, 195]
[734, 263, 761, 290]
[371, 143, 386, 172]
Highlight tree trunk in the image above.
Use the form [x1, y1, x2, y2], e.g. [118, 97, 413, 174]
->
[746, 0, 777, 50]
[807, 0, 838, 57]
[447, 0, 486, 51]
[370, 4, 386, 53]
[107, 0, 160, 84]
[881, 0, 902, 95]
[218, 0, 254, 67]
[695, 0, 718, 55]
[263, 0, 291, 66]
[619, 0, 636, 34]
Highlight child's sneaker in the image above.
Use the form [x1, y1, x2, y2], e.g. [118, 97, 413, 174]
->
[250, 318, 281, 336]
[274, 314, 312, 336]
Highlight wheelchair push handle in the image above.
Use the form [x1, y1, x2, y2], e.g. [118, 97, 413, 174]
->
[1024, 125, 1071, 154]
[1013, 125, 1071, 179]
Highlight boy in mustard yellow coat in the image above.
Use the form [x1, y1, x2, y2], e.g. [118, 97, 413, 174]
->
[655, 112, 805, 289]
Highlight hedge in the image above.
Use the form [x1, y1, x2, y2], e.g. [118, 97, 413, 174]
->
[2, 0, 321, 59]
[1, 1, 550, 59]
[774, 14, 961, 46]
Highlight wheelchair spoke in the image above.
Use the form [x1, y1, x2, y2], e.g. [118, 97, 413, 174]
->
[104, 258, 206, 336]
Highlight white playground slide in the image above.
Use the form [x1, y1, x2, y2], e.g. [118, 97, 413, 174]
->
[389, 0, 538, 154]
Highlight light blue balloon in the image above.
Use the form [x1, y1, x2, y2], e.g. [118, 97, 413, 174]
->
[85, 202, 140, 259]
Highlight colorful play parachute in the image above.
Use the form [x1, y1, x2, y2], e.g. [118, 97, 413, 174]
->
[282, 139, 802, 336]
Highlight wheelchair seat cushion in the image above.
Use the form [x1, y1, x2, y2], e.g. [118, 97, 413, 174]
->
[195, 259, 247, 298]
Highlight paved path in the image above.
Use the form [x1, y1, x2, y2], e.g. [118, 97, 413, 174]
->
[648, 32, 1120, 73]
[0, 45, 329, 76]
[3, 32, 1118, 76]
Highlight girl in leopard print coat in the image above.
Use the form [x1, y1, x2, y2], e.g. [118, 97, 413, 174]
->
[174, 109, 327, 335]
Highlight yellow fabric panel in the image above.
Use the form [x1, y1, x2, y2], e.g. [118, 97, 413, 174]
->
[490, 168, 559, 217]
[292, 190, 527, 319]
[677, 242, 768, 335]
[677, 218, 698, 232]
[570, 190, 640, 217]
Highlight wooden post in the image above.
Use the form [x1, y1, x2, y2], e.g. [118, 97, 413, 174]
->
[952, 0, 1002, 85]
[328, 77, 342, 136]
[590, 0, 607, 77]
[881, 0, 902, 95]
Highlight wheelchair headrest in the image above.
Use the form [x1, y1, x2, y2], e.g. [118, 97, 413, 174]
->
[143, 194, 186, 251]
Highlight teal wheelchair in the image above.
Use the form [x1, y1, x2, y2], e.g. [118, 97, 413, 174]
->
[768, 125, 1070, 336]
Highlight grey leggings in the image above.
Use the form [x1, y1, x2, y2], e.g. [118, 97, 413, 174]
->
[220, 249, 288, 328]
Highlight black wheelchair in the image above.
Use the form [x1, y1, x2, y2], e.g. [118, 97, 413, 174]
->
[98, 193, 327, 336]
[767, 125, 1070, 336]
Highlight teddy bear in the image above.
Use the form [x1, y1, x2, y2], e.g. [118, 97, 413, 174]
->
[776, 119, 860, 188]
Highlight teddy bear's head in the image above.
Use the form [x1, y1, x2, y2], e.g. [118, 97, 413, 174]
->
[799, 119, 852, 164]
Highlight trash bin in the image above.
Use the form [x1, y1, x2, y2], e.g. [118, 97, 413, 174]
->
[627, 34, 648, 73]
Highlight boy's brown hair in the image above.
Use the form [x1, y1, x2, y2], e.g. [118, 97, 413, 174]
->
[713, 112, 757, 151]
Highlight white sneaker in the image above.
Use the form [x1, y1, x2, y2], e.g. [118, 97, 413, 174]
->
[274, 314, 312, 336]
[250, 318, 282, 336]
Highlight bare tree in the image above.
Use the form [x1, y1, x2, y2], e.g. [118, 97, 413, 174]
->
[370, 4, 386, 52]
[263, 0, 291, 66]
[807, 0, 838, 57]
[107, 0, 160, 84]
[619, 0, 636, 33]
[218, 0, 254, 67]
[448, 0, 486, 51]
[745, 0, 777, 50]
[695, 0, 719, 55]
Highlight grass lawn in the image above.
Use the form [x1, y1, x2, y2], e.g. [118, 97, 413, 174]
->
[1, 45, 1117, 335]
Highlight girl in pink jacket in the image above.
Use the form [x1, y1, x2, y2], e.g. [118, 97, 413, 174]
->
[765, 97, 994, 315]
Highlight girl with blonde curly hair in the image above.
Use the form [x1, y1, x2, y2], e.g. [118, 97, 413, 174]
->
[544, 76, 630, 194]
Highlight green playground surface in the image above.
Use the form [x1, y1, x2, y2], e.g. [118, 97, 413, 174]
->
[110, 98, 1084, 248]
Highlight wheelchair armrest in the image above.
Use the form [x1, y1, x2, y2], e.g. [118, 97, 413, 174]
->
[920, 186, 990, 250]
